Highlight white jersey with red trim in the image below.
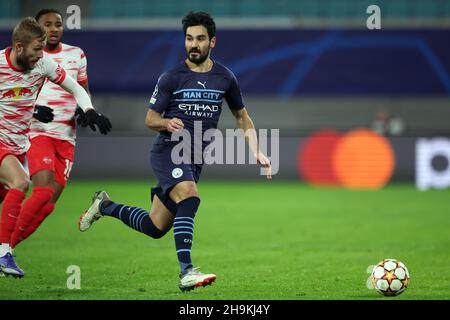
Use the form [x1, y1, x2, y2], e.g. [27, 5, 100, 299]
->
[30, 43, 88, 145]
[0, 47, 66, 155]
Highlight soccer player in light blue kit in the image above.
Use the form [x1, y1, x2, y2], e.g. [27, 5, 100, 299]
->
[79, 11, 272, 291]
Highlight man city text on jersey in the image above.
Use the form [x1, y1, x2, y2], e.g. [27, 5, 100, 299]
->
[148, 60, 245, 147]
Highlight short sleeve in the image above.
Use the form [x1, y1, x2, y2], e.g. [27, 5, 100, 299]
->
[148, 72, 173, 113]
[224, 70, 245, 111]
[77, 49, 88, 85]
[42, 55, 66, 85]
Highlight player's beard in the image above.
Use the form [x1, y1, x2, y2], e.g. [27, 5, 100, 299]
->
[187, 46, 210, 65]
[16, 52, 34, 71]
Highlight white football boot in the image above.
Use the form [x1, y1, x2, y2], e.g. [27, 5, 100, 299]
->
[78, 191, 110, 232]
[179, 267, 216, 292]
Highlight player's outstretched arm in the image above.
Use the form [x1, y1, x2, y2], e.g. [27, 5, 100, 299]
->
[59, 75, 112, 135]
[231, 108, 272, 180]
[74, 81, 91, 127]
[145, 109, 184, 133]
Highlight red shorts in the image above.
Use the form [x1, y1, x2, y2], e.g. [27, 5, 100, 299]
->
[0, 146, 25, 166]
[0, 146, 26, 201]
[27, 136, 75, 187]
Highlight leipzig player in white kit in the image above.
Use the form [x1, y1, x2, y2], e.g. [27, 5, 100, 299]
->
[10, 9, 105, 251]
[0, 16, 111, 278]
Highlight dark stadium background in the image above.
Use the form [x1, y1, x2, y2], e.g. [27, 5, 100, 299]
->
[1, 0, 450, 184]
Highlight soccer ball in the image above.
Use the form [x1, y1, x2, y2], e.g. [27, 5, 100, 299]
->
[370, 259, 410, 296]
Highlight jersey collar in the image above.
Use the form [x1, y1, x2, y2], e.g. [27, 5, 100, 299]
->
[184, 58, 215, 73]
[44, 43, 62, 54]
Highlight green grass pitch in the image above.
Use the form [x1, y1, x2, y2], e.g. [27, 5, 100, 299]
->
[1, 180, 449, 300]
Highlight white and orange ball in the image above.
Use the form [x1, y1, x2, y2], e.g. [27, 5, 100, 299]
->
[371, 259, 410, 296]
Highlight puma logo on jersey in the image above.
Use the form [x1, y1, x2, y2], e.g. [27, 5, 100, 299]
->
[197, 81, 206, 89]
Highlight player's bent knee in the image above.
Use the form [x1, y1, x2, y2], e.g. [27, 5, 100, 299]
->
[186, 189, 199, 199]
[178, 193, 199, 204]
[10, 177, 30, 192]
[170, 185, 199, 203]
[31, 170, 56, 187]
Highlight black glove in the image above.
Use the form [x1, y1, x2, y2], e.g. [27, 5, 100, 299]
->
[33, 105, 54, 123]
[74, 106, 88, 127]
[85, 109, 112, 135]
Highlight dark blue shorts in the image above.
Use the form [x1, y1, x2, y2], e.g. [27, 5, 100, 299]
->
[150, 137, 202, 214]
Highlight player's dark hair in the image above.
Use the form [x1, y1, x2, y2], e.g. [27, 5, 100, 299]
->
[35, 8, 63, 22]
[182, 11, 216, 39]
[12, 17, 46, 46]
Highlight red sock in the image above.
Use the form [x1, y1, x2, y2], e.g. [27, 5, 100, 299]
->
[15, 202, 55, 247]
[10, 186, 54, 248]
[0, 189, 26, 244]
